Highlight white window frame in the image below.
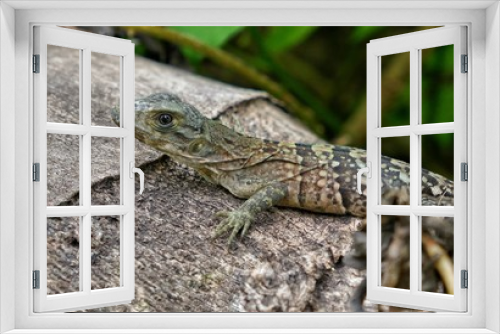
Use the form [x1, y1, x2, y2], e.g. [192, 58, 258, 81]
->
[0, 1, 498, 333]
[33, 25, 136, 313]
[366, 26, 468, 312]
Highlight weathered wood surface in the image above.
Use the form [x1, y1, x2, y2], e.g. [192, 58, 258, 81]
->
[47, 47, 368, 312]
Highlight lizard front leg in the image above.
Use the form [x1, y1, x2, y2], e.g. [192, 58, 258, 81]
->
[213, 183, 288, 246]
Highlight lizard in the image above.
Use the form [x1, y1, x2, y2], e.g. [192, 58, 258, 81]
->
[111, 92, 454, 246]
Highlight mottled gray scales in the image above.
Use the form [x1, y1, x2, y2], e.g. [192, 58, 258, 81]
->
[116, 92, 454, 245]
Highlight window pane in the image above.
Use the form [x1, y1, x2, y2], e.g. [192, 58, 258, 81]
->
[47, 216, 80, 294]
[421, 133, 454, 206]
[91, 216, 121, 290]
[421, 45, 454, 124]
[421, 216, 454, 295]
[91, 52, 121, 127]
[91, 137, 121, 205]
[47, 45, 80, 124]
[381, 52, 410, 127]
[381, 136, 410, 205]
[47, 133, 80, 206]
[381, 215, 410, 290]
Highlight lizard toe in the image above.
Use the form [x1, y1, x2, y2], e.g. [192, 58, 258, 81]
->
[213, 210, 230, 219]
[213, 210, 255, 246]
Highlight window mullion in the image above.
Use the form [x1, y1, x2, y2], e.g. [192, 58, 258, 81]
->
[81, 47, 92, 294]
[409, 48, 420, 294]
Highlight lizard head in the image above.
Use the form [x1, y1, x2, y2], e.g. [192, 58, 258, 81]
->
[112, 92, 266, 176]
[112, 92, 216, 161]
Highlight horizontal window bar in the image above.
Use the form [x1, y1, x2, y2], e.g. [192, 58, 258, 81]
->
[413, 290, 455, 300]
[46, 205, 130, 217]
[90, 126, 128, 138]
[46, 123, 87, 135]
[372, 126, 411, 138]
[46, 206, 88, 217]
[373, 205, 454, 217]
[373, 205, 411, 215]
[45, 286, 128, 300]
[412, 205, 454, 217]
[46, 290, 88, 301]
[412, 122, 455, 135]
[372, 123, 454, 138]
[47, 123, 129, 138]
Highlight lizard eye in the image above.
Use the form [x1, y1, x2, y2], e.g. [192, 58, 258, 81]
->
[157, 113, 173, 126]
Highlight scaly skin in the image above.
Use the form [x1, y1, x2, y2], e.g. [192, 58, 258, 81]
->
[112, 93, 454, 245]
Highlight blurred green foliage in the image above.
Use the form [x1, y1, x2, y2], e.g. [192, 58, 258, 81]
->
[168, 26, 244, 65]
[87, 26, 455, 179]
[262, 27, 318, 53]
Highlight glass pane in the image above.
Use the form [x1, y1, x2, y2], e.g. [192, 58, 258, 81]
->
[381, 136, 410, 205]
[421, 133, 454, 206]
[47, 216, 80, 294]
[421, 216, 454, 295]
[91, 52, 121, 127]
[421, 45, 454, 124]
[381, 52, 410, 127]
[91, 216, 121, 290]
[47, 45, 80, 124]
[47, 133, 80, 206]
[381, 215, 410, 290]
[91, 137, 121, 205]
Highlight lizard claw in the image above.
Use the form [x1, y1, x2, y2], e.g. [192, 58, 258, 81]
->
[212, 209, 255, 246]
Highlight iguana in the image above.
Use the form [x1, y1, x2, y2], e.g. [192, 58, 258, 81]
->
[112, 92, 454, 245]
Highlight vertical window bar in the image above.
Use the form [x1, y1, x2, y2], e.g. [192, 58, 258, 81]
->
[119, 56, 125, 286]
[417, 48, 424, 293]
[376, 58, 382, 288]
[120, 56, 124, 206]
[122, 52, 135, 292]
[409, 48, 420, 293]
[78, 48, 84, 292]
[82, 48, 92, 293]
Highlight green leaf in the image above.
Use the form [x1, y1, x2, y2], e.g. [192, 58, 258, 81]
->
[262, 27, 317, 54]
[168, 26, 244, 64]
